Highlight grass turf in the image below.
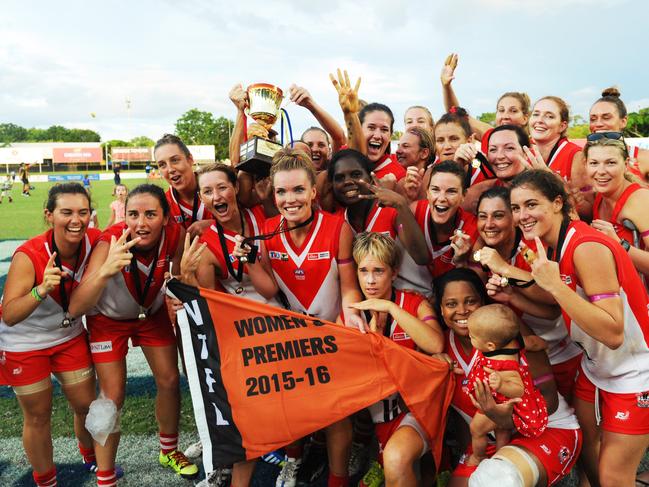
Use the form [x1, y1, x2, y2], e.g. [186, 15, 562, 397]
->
[0, 176, 166, 239]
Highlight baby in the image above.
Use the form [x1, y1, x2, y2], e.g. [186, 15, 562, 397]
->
[466, 304, 548, 466]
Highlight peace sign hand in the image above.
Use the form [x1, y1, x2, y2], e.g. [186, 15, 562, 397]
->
[356, 179, 407, 209]
[441, 53, 458, 86]
[180, 233, 207, 278]
[38, 252, 62, 297]
[521, 145, 551, 172]
[330, 69, 361, 115]
[100, 230, 140, 279]
[529, 236, 562, 294]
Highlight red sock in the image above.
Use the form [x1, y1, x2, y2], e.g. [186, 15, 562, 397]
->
[33, 467, 57, 487]
[285, 444, 303, 460]
[159, 432, 178, 455]
[96, 469, 117, 487]
[328, 472, 349, 487]
[78, 441, 96, 464]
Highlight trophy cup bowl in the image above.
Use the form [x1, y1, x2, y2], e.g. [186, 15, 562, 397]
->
[237, 83, 285, 177]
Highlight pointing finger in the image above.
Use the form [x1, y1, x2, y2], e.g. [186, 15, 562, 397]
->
[46, 252, 57, 269]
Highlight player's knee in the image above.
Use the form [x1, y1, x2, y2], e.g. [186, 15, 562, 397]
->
[154, 368, 180, 392]
[383, 444, 413, 481]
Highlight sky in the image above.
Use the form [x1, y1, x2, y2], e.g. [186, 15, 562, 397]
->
[1, 0, 647, 142]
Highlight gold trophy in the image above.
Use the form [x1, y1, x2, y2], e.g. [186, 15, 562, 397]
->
[237, 83, 286, 177]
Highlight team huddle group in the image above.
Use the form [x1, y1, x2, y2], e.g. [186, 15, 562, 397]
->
[0, 55, 648, 487]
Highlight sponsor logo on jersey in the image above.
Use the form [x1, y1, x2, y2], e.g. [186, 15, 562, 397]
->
[558, 446, 570, 464]
[294, 269, 305, 280]
[174, 215, 184, 223]
[540, 444, 551, 455]
[269, 251, 289, 261]
[229, 254, 236, 263]
[307, 251, 330, 260]
[614, 410, 630, 421]
[12, 367, 22, 375]
[560, 274, 572, 285]
[637, 392, 649, 408]
[90, 341, 113, 353]
[392, 332, 411, 341]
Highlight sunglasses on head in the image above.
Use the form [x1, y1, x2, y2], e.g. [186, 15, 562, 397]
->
[586, 131, 624, 142]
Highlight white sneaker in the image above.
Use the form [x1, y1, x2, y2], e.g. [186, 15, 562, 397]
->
[195, 466, 232, 487]
[275, 456, 302, 487]
[185, 441, 203, 459]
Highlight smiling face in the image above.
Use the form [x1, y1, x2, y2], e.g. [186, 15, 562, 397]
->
[440, 280, 483, 337]
[332, 157, 371, 206]
[496, 96, 529, 127]
[199, 170, 238, 225]
[435, 122, 467, 160]
[586, 145, 628, 195]
[589, 101, 627, 133]
[404, 107, 433, 132]
[477, 196, 515, 248]
[46, 193, 91, 246]
[487, 129, 526, 181]
[302, 129, 330, 171]
[125, 193, 168, 251]
[510, 184, 563, 242]
[427, 172, 464, 226]
[362, 110, 392, 163]
[273, 169, 316, 224]
[529, 99, 567, 143]
[155, 143, 196, 194]
[396, 131, 424, 168]
[357, 254, 396, 300]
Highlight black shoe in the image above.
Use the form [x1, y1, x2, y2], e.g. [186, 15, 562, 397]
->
[297, 442, 327, 484]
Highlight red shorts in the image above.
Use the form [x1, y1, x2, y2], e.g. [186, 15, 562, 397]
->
[453, 428, 581, 486]
[0, 332, 92, 387]
[574, 366, 649, 434]
[551, 353, 581, 399]
[87, 307, 176, 363]
[375, 412, 428, 463]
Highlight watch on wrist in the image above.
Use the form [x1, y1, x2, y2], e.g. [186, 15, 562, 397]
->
[620, 239, 631, 252]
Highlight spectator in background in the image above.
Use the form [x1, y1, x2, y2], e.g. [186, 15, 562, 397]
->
[113, 162, 121, 185]
[145, 163, 152, 178]
[106, 184, 128, 228]
[0, 174, 13, 203]
[83, 174, 91, 192]
[19, 163, 31, 197]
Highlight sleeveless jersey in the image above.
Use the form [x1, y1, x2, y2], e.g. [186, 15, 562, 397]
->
[373, 154, 406, 181]
[626, 144, 643, 178]
[0, 229, 101, 352]
[556, 221, 649, 393]
[544, 138, 582, 182]
[412, 199, 478, 278]
[89, 222, 181, 320]
[166, 186, 211, 229]
[592, 183, 645, 249]
[334, 203, 397, 238]
[368, 289, 425, 423]
[264, 210, 345, 322]
[200, 206, 281, 306]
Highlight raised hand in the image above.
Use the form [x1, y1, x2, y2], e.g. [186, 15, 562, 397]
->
[233, 234, 253, 260]
[450, 229, 472, 263]
[529, 237, 563, 293]
[38, 252, 62, 297]
[289, 84, 314, 109]
[404, 166, 424, 202]
[330, 69, 361, 115]
[441, 53, 459, 87]
[520, 145, 551, 172]
[349, 298, 395, 314]
[356, 179, 407, 208]
[100, 230, 140, 279]
[229, 84, 249, 111]
[180, 233, 208, 278]
[454, 137, 478, 165]
[475, 246, 508, 275]
[485, 272, 513, 303]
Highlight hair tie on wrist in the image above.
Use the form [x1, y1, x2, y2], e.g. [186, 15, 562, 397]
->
[588, 292, 619, 303]
[421, 315, 435, 322]
[532, 373, 554, 387]
[640, 228, 649, 238]
[337, 257, 354, 265]
[31, 287, 44, 302]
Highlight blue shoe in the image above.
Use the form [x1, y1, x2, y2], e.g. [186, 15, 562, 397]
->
[261, 449, 286, 467]
[84, 461, 125, 479]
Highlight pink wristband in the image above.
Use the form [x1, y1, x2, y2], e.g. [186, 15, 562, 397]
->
[533, 373, 554, 387]
[640, 228, 649, 238]
[338, 257, 354, 265]
[421, 315, 435, 322]
[588, 292, 619, 303]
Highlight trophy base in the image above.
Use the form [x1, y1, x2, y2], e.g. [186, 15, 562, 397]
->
[237, 137, 283, 177]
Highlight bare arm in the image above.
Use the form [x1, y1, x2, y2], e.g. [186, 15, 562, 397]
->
[289, 84, 346, 152]
[337, 223, 364, 326]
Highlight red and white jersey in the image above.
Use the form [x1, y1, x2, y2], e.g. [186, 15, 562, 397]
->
[200, 206, 281, 306]
[509, 237, 582, 365]
[374, 154, 406, 182]
[593, 183, 645, 249]
[556, 220, 649, 393]
[89, 222, 181, 320]
[0, 229, 100, 352]
[368, 289, 425, 423]
[480, 128, 494, 155]
[334, 203, 397, 238]
[626, 144, 644, 178]
[412, 199, 478, 279]
[445, 330, 579, 430]
[543, 138, 582, 182]
[264, 210, 345, 321]
[166, 187, 211, 229]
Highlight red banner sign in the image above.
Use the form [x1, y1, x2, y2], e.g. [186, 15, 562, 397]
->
[52, 147, 102, 163]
